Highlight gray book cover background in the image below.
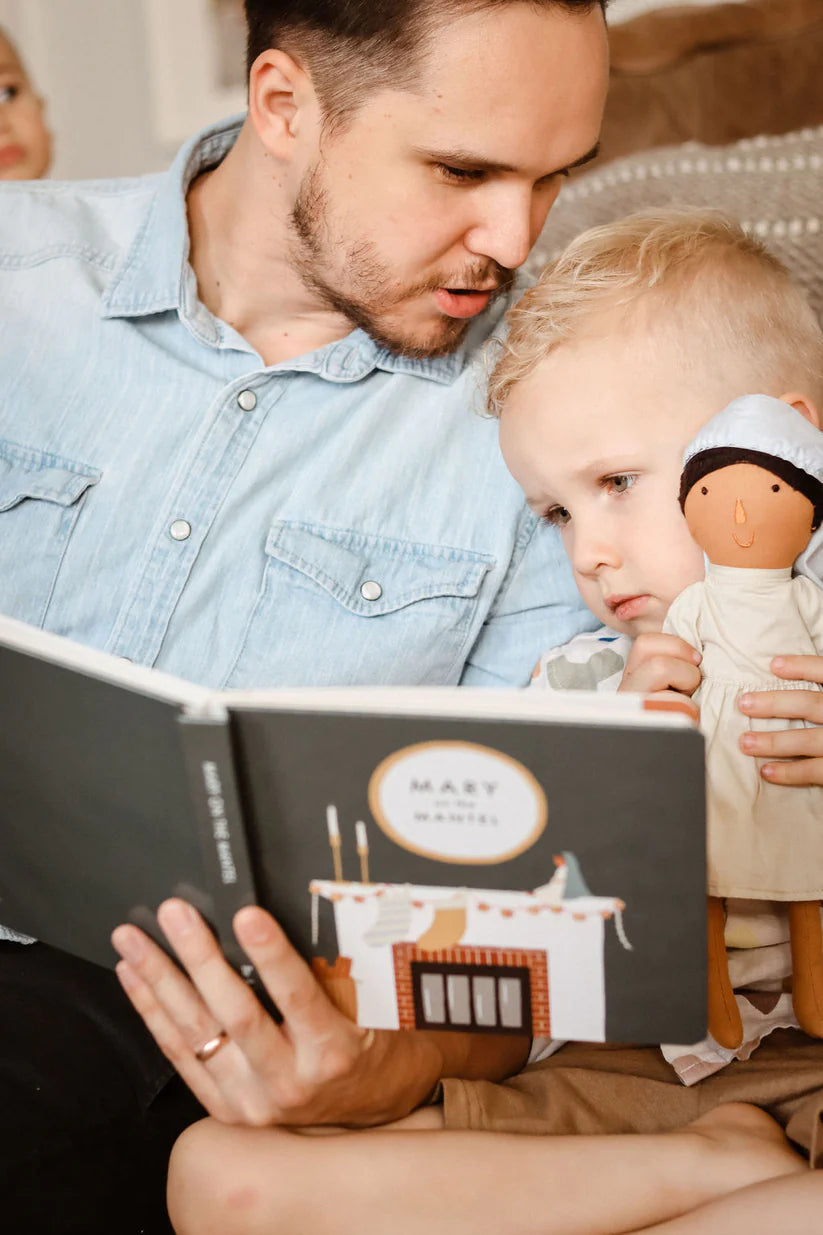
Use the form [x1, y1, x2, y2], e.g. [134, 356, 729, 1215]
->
[0, 639, 707, 1043]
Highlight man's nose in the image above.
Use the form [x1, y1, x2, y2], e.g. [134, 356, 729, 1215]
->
[735, 497, 747, 524]
[464, 187, 540, 271]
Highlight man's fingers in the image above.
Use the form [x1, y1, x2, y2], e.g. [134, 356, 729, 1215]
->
[112, 919, 228, 1052]
[113, 955, 231, 1119]
[771, 654, 823, 685]
[740, 724, 823, 760]
[761, 757, 823, 788]
[232, 908, 353, 1053]
[739, 689, 823, 724]
[151, 901, 290, 1073]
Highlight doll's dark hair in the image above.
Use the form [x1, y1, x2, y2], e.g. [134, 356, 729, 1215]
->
[244, 1, 605, 131]
[679, 447, 823, 530]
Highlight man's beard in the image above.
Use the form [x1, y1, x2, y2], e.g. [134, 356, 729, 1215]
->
[289, 162, 514, 359]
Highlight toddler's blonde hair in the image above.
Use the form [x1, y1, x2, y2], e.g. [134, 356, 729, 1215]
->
[488, 209, 823, 416]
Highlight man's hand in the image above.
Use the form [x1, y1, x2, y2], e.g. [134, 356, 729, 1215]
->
[738, 654, 823, 787]
[112, 901, 528, 1128]
[618, 632, 702, 699]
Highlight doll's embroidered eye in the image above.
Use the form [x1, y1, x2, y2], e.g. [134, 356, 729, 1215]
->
[701, 486, 708, 495]
[771, 484, 780, 492]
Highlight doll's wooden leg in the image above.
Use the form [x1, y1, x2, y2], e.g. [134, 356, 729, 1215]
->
[788, 900, 823, 1038]
[707, 896, 742, 1049]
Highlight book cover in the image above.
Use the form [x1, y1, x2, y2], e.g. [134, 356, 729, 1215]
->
[0, 616, 707, 1043]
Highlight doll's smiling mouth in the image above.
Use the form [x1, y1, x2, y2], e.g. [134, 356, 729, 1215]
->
[732, 532, 755, 548]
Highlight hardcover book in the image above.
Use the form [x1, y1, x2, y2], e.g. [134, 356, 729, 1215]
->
[0, 615, 707, 1043]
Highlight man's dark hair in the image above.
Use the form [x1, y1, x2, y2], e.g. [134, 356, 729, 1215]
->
[244, 1, 606, 132]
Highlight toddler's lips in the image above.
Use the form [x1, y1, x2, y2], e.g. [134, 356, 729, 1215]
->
[608, 594, 651, 622]
[434, 288, 493, 318]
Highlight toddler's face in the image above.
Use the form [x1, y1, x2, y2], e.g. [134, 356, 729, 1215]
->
[0, 35, 51, 180]
[499, 320, 726, 635]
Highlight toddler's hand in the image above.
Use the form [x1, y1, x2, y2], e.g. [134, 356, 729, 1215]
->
[738, 654, 823, 786]
[618, 632, 702, 699]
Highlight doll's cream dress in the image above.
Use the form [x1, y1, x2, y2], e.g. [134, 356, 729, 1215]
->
[663, 564, 823, 900]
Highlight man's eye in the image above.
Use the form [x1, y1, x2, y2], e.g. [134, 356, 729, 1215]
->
[436, 164, 485, 184]
[0, 85, 19, 105]
[541, 506, 571, 527]
[604, 474, 637, 495]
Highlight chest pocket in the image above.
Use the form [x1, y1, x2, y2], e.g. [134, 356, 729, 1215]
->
[223, 520, 494, 688]
[0, 439, 101, 627]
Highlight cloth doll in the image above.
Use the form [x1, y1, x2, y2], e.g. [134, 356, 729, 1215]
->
[664, 394, 823, 1048]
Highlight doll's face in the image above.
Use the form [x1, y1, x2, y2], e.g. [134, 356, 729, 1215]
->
[683, 462, 816, 568]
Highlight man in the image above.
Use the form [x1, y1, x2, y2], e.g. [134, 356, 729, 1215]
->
[0, 1, 608, 1230]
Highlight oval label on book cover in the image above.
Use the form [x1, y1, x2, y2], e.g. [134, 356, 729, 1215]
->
[368, 741, 547, 864]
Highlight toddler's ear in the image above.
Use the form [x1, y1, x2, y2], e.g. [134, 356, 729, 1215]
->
[779, 392, 820, 429]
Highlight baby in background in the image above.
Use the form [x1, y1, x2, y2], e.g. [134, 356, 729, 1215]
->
[495, 208, 823, 1085]
[0, 26, 51, 180]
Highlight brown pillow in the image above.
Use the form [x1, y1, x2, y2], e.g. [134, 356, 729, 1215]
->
[528, 126, 823, 320]
[601, 0, 823, 162]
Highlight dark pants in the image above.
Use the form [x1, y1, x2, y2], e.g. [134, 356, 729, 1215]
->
[0, 941, 205, 1234]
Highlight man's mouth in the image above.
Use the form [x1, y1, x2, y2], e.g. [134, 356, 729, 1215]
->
[606, 594, 651, 622]
[434, 287, 495, 319]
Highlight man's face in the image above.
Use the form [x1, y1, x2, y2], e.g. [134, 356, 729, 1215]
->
[287, 4, 608, 357]
[0, 35, 51, 181]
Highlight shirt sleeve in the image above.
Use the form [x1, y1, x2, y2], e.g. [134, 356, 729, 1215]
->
[792, 575, 823, 650]
[460, 511, 599, 687]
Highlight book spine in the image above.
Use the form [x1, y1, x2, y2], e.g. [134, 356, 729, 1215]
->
[177, 714, 259, 980]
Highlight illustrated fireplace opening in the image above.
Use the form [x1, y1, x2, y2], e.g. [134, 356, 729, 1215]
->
[410, 961, 533, 1034]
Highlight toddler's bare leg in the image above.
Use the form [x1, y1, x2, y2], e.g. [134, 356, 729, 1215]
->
[167, 1102, 804, 1235]
[640, 1171, 823, 1234]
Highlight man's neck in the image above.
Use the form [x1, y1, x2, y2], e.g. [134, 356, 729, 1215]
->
[186, 121, 355, 366]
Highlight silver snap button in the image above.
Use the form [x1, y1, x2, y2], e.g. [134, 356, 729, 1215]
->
[360, 580, 383, 601]
[169, 519, 192, 541]
[237, 389, 257, 412]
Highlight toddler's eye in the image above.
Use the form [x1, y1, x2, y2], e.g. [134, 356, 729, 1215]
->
[0, 85, 19, 105]
[542, 505, 571, 528]
[605, 474, 636, 494]
[771, 484, 780, 492]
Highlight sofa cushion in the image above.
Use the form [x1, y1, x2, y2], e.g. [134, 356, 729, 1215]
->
[602, 0, 823, 161]
[529, 126, 823, 320]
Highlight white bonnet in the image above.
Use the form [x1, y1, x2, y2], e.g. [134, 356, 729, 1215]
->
[682, 394, 823, 585]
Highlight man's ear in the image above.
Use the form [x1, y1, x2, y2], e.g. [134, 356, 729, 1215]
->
[247, 49, 319, 159]
[779, 391, 821, 429]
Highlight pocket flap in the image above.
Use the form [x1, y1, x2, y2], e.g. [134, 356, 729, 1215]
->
[265, 521, 493, 616]
[0, 440, 101, 512]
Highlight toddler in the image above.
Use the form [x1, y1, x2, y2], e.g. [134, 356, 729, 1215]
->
[165, 211, 823, 1235]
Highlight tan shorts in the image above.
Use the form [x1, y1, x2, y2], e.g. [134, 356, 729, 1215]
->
[442, 1029, 823, 1165]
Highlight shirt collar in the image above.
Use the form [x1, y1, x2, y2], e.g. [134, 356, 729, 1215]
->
[101, 115, 498, 386]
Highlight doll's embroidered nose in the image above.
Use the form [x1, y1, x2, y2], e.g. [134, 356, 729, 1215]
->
[734, 498, 747, 524]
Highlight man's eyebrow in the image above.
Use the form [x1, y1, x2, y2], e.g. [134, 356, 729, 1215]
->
[413, 141, 600, 178]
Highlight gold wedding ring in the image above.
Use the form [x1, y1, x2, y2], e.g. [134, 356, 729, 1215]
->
[194, 1030, 229, 1062]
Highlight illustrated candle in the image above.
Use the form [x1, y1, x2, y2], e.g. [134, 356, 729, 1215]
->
[356, 821, 370, 883]
[326, 804, 343, 882]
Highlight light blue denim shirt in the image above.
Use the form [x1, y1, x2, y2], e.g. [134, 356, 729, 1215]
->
[0, 116, 595, 692]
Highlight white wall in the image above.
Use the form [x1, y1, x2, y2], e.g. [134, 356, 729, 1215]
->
[0, 0, 228, 179]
